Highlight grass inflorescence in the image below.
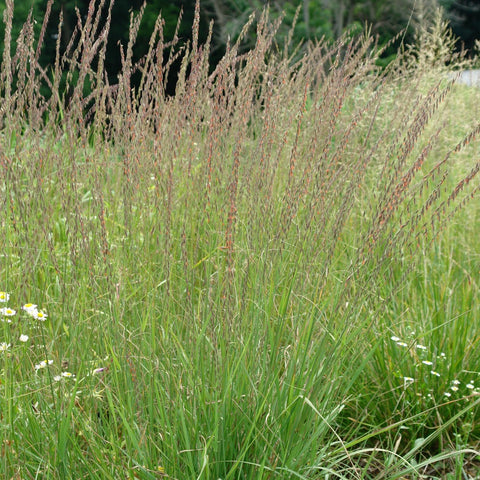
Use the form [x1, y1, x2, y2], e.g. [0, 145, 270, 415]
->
[0, 1, 479, 478]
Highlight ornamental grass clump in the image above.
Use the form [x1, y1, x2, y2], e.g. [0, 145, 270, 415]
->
[0, 0, 479, 478]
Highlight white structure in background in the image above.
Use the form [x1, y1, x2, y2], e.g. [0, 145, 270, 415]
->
[449, 70, 480, 87]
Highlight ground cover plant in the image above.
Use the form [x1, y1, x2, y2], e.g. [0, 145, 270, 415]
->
[0, 1, 479, 478]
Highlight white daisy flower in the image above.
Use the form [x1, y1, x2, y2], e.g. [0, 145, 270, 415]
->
[0, 292, 10, 302]
[22, 304, 38, 316]
[34, 310, 48, 321]
[35, 359, 53, 370]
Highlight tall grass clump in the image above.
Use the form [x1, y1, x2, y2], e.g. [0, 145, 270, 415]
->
[0, 1, 479, 478]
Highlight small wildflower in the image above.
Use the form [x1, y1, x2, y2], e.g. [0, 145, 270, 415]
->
[93, 367, 106, 374]
[396, 341, 408, 347]
[431, 370, 441, 377]
[0, 292, 10, 302]
[22, 304, 38, 316]
[1, 307, 16, 316]
[439, 352, 446, 358]
[53, 375, 62, 382]
[0, 342, 11, 352]
[61, 372, 75, 379]
[391, 336, 401, 342]
[34, 310, 48, 321]
[466, 383, 475, 390]
[444, 392, 452, 397]
[19, 334, 29, 342]
[403, 376, 415, 383]
[451, 386, 459, 392]
[416, 344, 427, 350]
[452, 379, 461, 385]
[422, 360, 433, 366]
[35, 359, 53, 370]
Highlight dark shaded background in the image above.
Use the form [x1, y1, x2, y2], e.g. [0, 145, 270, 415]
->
[1, 0, 479, 95]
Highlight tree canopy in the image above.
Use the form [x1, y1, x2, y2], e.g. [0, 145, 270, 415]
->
[0, 0, 478, 92]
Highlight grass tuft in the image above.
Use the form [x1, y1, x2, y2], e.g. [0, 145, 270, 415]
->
[0, 2, 479, 478]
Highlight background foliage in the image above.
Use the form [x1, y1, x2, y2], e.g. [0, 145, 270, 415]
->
[1, 0, 479, 94]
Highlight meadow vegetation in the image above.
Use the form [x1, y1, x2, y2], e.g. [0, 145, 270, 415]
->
[0, 1, 479, 478]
